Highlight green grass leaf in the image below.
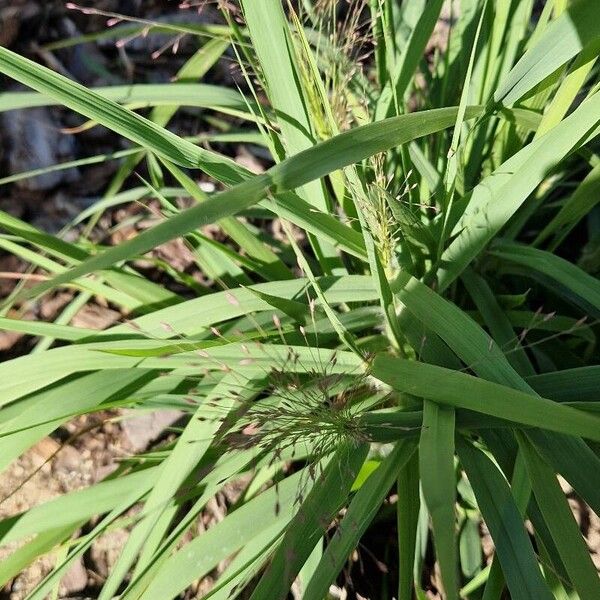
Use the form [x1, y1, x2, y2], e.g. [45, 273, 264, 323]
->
[495, 0, 600, 105]
[457, 437, 554, 600]
[420, 402, 458, 600]
[490, 241, 600, 319]
[438, 91, 600, 290]
[19, 107, 482, 300]
[518, 432, 600, 600]
[372, 355, 600, 441]
[303, 440, 417, 599]
[249, 441, 369, 600]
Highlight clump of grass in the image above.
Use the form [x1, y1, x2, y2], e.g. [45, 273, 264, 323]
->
[0, 1, 599, 599]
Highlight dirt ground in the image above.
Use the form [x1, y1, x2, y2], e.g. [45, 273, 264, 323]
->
[0, 2, 255, 597]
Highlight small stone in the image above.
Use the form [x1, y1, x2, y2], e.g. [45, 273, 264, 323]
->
[120, 410, 183, 452]
[2, 107, 78, 192]
[53, 444, 81, 474]
[59, 557, 88, 596]
[90, 530, 129, 579]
